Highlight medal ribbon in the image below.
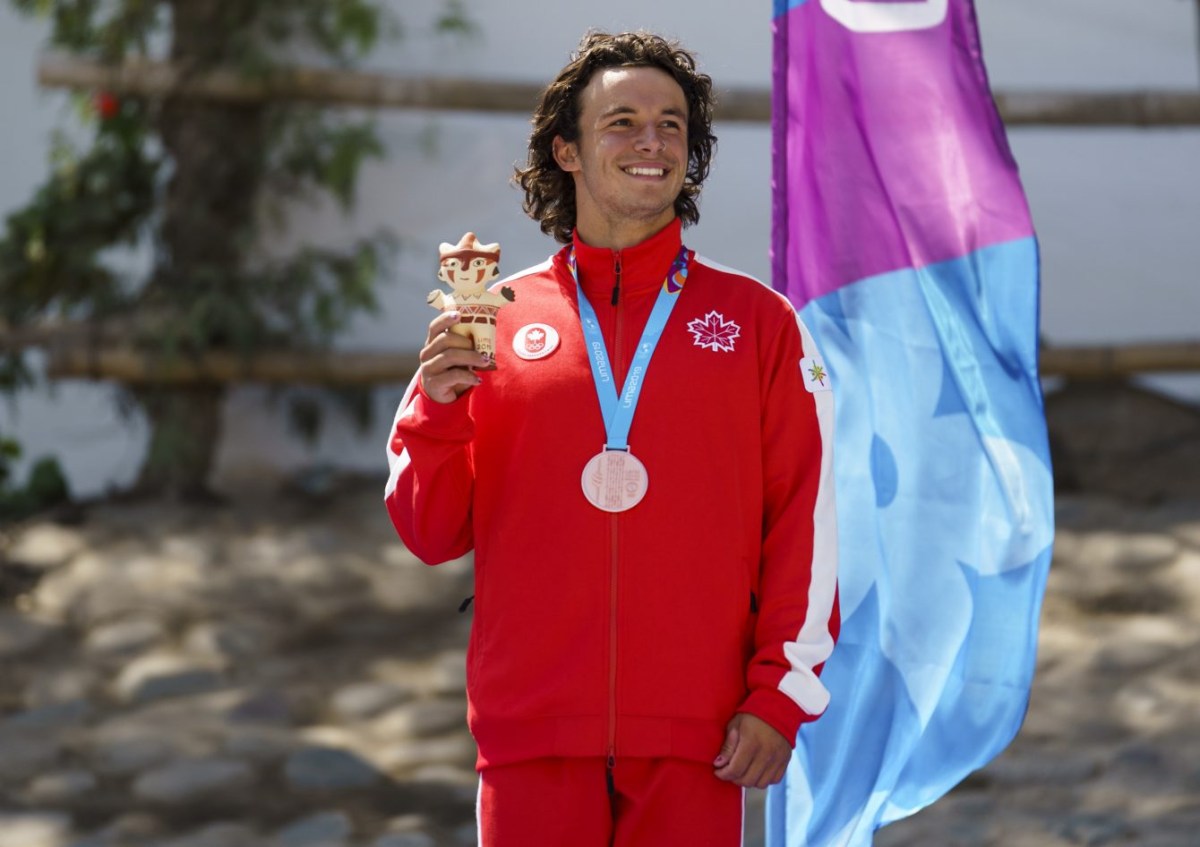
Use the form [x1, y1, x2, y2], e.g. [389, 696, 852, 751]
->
[569, 245, 690, 451]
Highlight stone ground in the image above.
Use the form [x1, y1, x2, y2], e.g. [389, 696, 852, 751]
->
[1, 383, 1198, 846]
[1, 480, 481, 847]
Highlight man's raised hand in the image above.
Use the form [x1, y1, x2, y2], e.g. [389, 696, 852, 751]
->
[417, 312, 491, 404]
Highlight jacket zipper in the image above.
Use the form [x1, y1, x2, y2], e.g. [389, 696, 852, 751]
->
[606, 250, 623, 779]
[610, 252, 622, 306]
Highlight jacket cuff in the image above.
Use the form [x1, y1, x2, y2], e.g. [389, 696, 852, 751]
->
[737, 687, 813, 748]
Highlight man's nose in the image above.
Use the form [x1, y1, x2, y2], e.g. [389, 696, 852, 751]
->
[634, 125, 666, 153]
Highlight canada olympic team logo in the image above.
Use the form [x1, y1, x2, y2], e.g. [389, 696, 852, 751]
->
[513, 323, 560, 360]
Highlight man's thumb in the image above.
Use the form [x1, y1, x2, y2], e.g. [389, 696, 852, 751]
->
[713, 725, 739, 767]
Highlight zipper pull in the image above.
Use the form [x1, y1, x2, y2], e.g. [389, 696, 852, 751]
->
[611, 252, 622, 306]
[606, 753, 616, 796]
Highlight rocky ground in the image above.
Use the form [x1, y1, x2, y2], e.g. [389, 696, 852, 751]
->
[1, 481, 480, 847]
[0, 382, 1197, 847]
[879, 493, 1200, 847]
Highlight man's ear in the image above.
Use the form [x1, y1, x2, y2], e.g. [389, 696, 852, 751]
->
[552, 136, 580, 172]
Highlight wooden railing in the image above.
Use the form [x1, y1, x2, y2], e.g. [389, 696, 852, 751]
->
[7, 332, 1195, 386]
[37, 54, 1200, 127]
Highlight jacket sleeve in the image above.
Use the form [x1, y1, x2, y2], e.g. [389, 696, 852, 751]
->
[737, 304, 841, 745]
[383, 376, 477, 565]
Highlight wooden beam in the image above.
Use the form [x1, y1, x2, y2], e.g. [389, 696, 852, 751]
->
[44, 347, 420, 385]
[1039, 342, 1200, 380]
[37, 54, 1200, 126]
[36, 53, 771, 122]
[994, 90, 1200, 127]
[0, 319, 131, 352]
[36, 340, 1200, 386]
[37, 53, 544, 115]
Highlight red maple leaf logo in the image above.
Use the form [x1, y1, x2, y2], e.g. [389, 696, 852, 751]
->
[524, 328, 545, 351]
[687, 311, 741, 352]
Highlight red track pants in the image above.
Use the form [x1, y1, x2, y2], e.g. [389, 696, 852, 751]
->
[478, 757, 744, 847]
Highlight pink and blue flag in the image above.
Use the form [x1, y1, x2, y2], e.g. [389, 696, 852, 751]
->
[766, 1, 1055, 844]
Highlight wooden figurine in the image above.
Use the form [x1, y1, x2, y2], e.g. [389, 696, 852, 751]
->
[428, 232, 514, 370]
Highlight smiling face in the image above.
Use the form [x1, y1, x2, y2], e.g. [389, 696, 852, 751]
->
[552, 66, 689, 249]
[437, 233, 501, 297]
[438, 254, 499, 296]
[441, 251, 496, 295]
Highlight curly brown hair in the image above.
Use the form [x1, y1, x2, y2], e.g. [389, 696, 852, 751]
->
[514, 31, 717, 244]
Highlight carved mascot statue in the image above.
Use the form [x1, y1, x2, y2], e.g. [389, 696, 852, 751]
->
[427, 232, 514, 370]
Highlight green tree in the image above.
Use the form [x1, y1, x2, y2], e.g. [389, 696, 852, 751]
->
[1, 0, 471, 499]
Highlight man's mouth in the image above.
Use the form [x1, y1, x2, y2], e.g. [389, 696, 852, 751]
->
[624, 166, 667, 177]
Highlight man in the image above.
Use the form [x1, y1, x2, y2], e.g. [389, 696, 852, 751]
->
[385, 30, 839, 846]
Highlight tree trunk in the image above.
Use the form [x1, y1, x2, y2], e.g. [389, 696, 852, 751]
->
[133, 386, 225, 499]
[132, 0, 266, 497]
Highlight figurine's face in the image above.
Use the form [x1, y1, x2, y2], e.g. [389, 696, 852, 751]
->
[438, 255, 498, 296]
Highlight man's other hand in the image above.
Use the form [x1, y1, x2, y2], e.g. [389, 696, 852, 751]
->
[713, 713, 791, 788]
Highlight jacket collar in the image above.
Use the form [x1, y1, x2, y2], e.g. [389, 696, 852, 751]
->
[569, 218, 684, 304]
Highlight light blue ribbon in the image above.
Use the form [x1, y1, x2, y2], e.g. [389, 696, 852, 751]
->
[569, 247, 689, 451]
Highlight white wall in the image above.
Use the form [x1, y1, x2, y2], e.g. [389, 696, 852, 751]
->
[1, 1, 1198, 496]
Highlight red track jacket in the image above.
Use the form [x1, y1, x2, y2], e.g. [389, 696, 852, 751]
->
[385, 219, 839, 769]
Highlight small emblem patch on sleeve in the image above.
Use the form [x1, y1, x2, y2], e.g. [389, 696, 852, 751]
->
[801, 356, 832, 393]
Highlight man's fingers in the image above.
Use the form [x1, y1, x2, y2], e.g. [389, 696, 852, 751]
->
[417, 312, 492, 404]
[716, 741, 778, 788]
[714, 714, 793, 787]
[714, 745, 754, 784]
[424, 310, 465, 345]
[753, 744, 791, 788]
[427, 372, 481, 402]
[421, 323, 475, 364]
[745, 753, 786, 789]
[760, 760, 788, 789]
[712, 724, 739, 768]
[740, 746, 787, 788]
[422, 344, 488, 373]
[714, 724, 751, 782]
[420, 347, 485, 396]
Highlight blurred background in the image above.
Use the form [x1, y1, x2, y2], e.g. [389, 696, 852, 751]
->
[1, 0, 1198, 503]
[0, 2, 1198, 846]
